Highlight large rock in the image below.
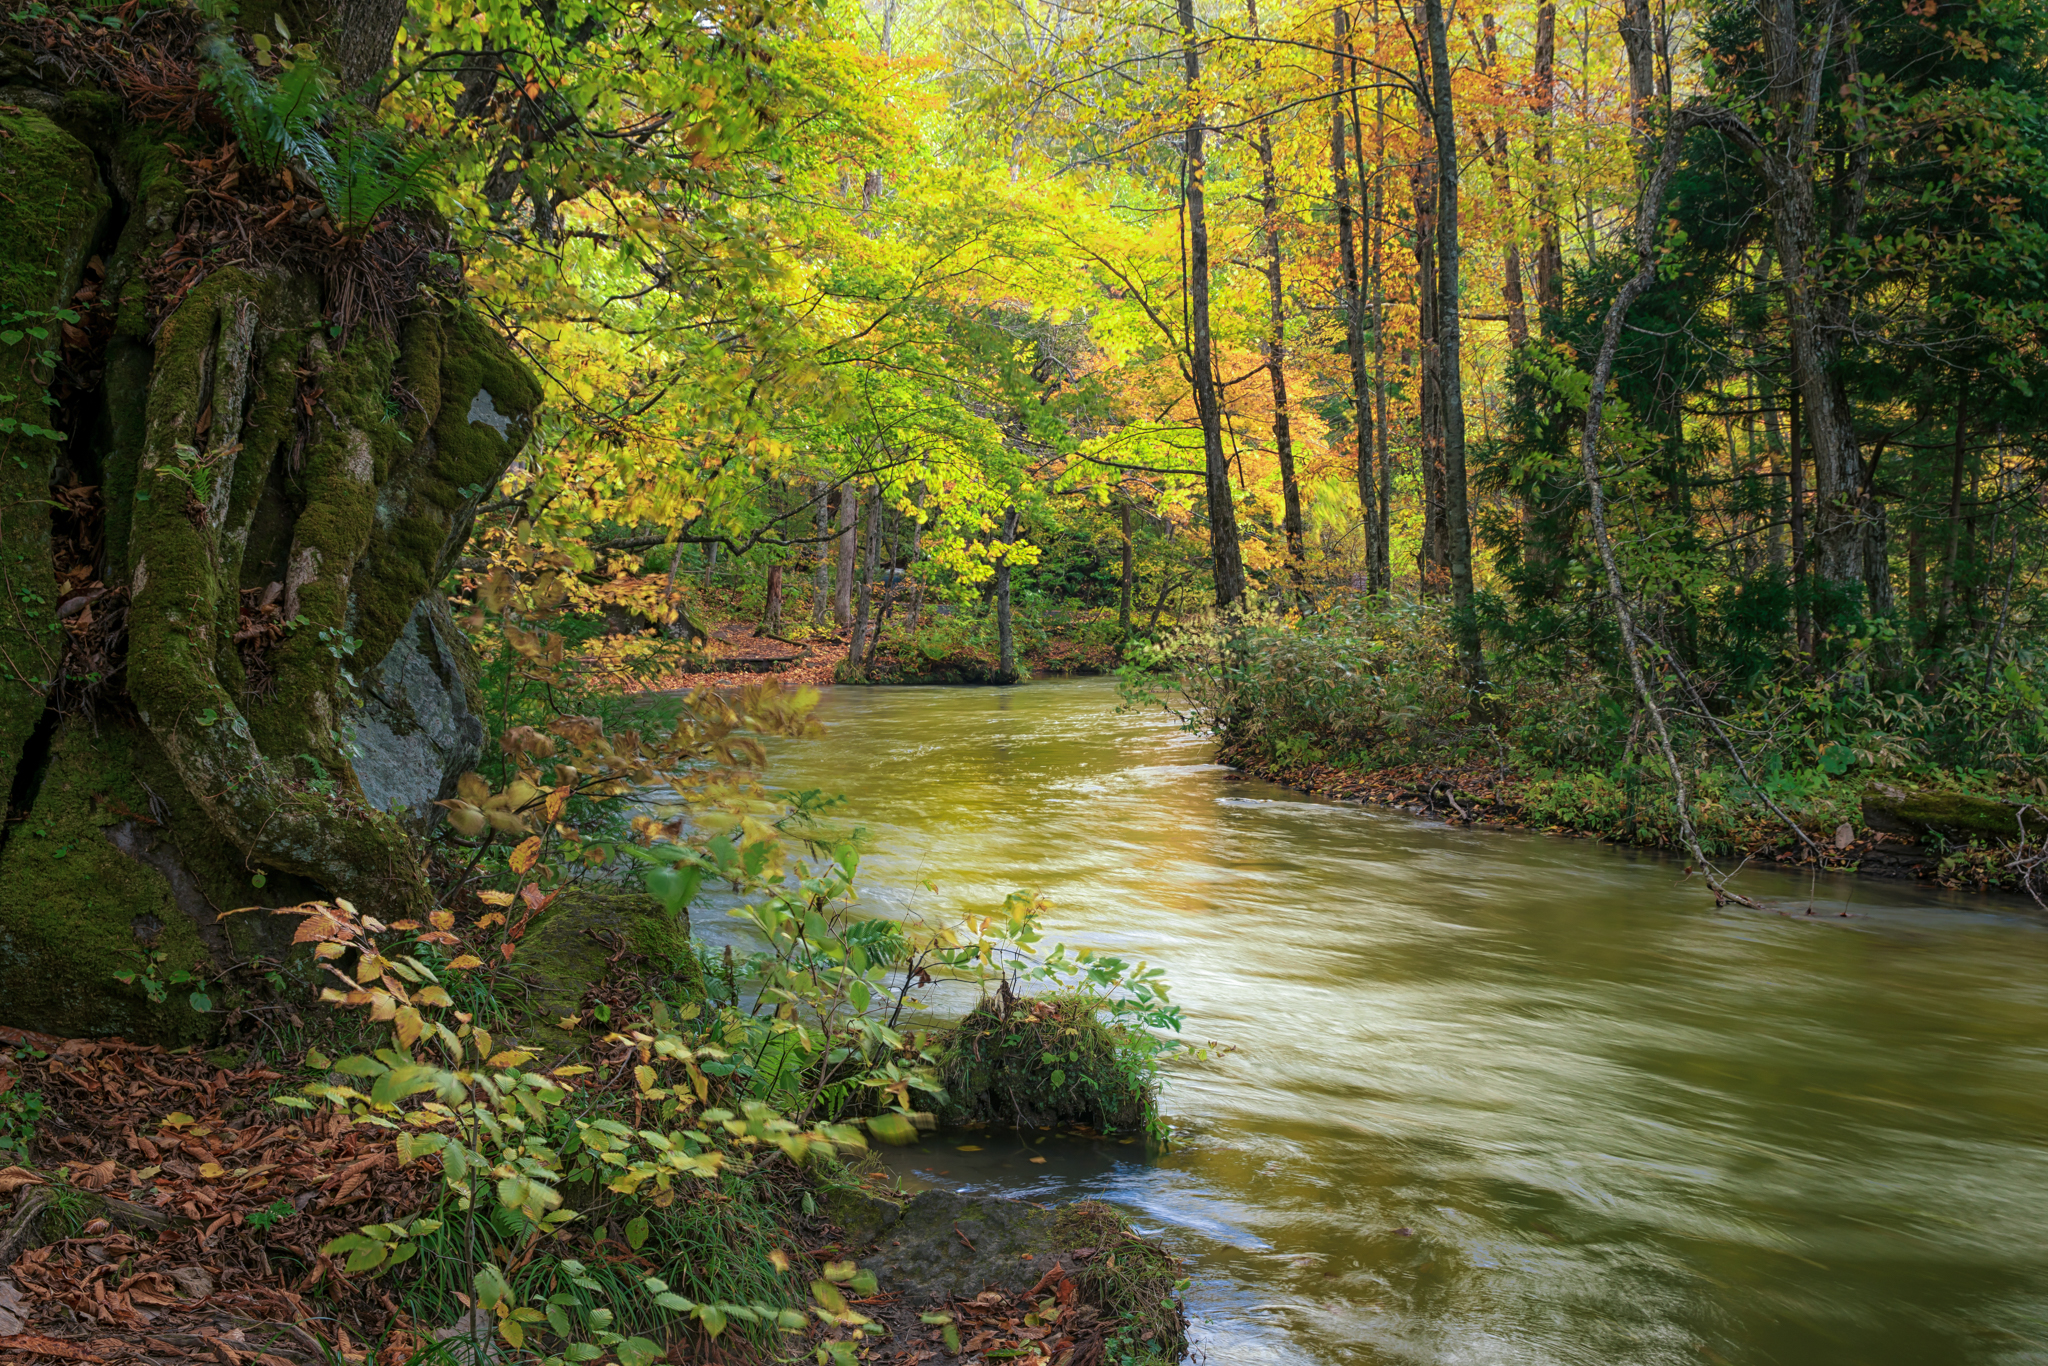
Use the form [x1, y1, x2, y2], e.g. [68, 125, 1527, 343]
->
[347, 594, 485, 829]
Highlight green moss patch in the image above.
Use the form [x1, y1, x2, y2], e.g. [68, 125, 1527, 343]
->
[511, 885, 707, 1043]
[0, 107, 110, 801]
[0, 719, 209, 1043]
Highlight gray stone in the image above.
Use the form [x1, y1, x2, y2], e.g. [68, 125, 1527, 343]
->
[434, 1306, 500, 1366]
[860, 1189, 1065, 1306]
[347, 594, 485, 830]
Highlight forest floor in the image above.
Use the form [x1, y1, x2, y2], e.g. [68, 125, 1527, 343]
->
[0, 1025, 1166, 1366]
[1219, 747, 2033, 897]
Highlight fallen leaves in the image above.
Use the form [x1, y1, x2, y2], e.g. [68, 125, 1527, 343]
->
[0, 1034, 436, 1363]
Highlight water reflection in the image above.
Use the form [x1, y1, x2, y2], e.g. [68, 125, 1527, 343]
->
[741, 676, 2048, 1366]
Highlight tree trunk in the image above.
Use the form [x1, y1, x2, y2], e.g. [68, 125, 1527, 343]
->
[762, 564, 783, 635]
[1177, 0, 1246, 609]
[1330, 7, 1374, 581]
[1531, 0, 1563, 318]
[1369, 65, 1393, 592]
[1749, 0, 1884, 611]
[1409, 156, 1448, 583]
[833, 480, 857, 630]
[1422, 0, 1487, 688]
[1618, 0, 1657, 128]
[0, 72, 537, 1041]
[1475, 15, 1529, 348]
[1934, 381, 1969, 642]
[812, 482, 832, 626]
[995, 506, 1021, 680]
[1249, 0, 1304, 587]
[851, 489, 880, 671]
[1118, 499, 1135, 635]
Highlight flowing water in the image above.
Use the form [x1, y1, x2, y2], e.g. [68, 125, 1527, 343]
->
[707, 675, 2048, 1365]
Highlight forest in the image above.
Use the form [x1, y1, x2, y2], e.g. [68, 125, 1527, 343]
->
[0, 0, 2046, 1358]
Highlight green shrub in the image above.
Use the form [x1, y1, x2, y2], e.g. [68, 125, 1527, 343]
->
[938, 992, 1162, 1137]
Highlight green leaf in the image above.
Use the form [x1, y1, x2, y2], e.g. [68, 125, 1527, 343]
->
[865, 1112, 916, 1145]
[343, 1242, 388, 1272]
[696, 1304, 726, 1337]
[188, 992, 213, 1013]
[615, 1337, 663, 1366]
[625, 1214, 649, 1249]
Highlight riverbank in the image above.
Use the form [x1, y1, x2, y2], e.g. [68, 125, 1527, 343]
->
[621, 620, 1125, 691]
[1223, 743, 2040, 897]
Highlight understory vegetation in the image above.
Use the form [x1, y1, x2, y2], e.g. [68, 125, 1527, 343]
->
[1130, 593, 2048, 895]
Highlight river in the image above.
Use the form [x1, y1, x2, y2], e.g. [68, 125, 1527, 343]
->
[722, 675, 2048, 1365]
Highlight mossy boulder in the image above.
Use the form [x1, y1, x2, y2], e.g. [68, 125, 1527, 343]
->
[1862, 786, 2028, 842]
[510, 886, 707, 1039]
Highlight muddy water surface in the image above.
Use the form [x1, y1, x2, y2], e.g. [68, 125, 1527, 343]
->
[736, 677, 2048, 1366]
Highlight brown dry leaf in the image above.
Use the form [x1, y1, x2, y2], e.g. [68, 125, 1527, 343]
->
[0, 1334, 99, 1359]
[0, 1165, 47, 1193]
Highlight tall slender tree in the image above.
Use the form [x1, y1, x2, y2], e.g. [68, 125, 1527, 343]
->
[1177, 0, 1247, 607]
[1249, 0, 1305, 586]
[1422, 0, 1488, 687]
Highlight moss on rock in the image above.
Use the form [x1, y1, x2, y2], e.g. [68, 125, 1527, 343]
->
[0, 719, 209, 1043]
[0, 106, 109, 802]
[352, 304, 540, 671]
[1862, 787, 2026, 842]
[511, 886, 707, 1041]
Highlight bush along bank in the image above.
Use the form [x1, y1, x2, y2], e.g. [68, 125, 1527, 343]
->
[837, 610, 1129, 685]
[1129, 598, 2048, 900]
[1, 685, 1188, 1366]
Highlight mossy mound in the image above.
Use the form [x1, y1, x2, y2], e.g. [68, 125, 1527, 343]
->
[510, 885, 707, 1042]
[1054, 1200, 1189, 1366]
[936, 991, 1156, 1134]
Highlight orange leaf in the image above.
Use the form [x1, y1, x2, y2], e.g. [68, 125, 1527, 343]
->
[446, 955, 485, 971]
[507, 837, 542, 875]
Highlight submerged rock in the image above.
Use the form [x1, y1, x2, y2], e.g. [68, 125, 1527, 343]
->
[860, 1188, 1065, 1305]
[838, 1187, 1190, 1364]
